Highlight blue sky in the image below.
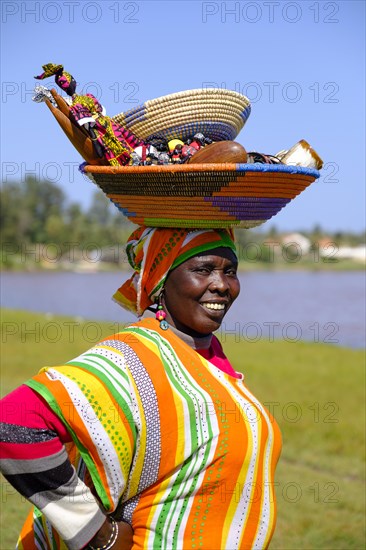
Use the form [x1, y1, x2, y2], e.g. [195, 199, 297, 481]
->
[1, 0, 365, 232]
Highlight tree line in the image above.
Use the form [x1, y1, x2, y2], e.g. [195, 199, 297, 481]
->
[1, 177, 364, 263]
[0, 177, 134, 251]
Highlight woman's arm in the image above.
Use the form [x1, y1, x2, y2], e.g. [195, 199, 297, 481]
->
[0, 385, 109, 549]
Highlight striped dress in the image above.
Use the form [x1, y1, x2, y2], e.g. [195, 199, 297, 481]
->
[12, 318, 281, 549]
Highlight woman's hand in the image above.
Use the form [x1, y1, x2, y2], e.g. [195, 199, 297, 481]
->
[114, 521, 134, 550]
[88, 518, 133, 550]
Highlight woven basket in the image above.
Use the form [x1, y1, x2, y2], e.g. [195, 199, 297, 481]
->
[84, 164, 320, 229]
[112, 89, 251, 144]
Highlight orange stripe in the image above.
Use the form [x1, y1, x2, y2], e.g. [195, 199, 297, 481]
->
[17, 510, 38, 550]
[84, 163, 240, 174]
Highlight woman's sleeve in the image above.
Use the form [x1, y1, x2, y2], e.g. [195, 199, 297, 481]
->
[0, 385, 106, 550]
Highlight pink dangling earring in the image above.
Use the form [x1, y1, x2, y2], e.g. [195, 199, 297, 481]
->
[156, 291, 169, 330]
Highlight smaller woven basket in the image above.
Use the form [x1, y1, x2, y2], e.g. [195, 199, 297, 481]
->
[112, 88, 251, 144]
[84, 163, 320, 229]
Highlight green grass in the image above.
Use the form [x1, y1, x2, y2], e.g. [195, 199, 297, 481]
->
[1, 309, 365, 549]
[224, 336, 365, 549]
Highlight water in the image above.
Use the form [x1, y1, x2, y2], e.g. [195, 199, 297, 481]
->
[1, 271, 365, 349]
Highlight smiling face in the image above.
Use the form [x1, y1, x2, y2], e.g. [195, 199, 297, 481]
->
[162, 247, 240, 337]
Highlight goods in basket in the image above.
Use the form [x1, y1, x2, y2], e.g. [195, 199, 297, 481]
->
[276, 139, 323, 170]
[32, 63, 323, 229]
[188, 141, 248, 164]
[33, 64, 254, 167]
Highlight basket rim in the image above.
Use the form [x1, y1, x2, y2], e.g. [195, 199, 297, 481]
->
[83, 163, 320, 179]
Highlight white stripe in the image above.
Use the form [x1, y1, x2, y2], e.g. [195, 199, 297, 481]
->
[41, 477, 101, 541]
[137, 229, 155, 313]
[244, 387, 275, 549]
[44, 518, 55, 549]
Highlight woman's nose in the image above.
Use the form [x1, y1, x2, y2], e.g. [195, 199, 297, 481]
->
[209, 271, 230, 293]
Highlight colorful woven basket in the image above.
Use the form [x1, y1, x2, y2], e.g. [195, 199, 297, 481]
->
[112, 89, 251, 144]
[84, 163, 320, 229]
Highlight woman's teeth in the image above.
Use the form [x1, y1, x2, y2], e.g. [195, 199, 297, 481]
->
[201, 303, 225, 310]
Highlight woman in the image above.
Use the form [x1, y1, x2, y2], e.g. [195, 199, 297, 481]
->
[0, 226, 282, 550]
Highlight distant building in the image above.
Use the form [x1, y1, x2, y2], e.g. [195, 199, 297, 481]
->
[281, 233, 311, 255]
[335, 246, 366, 263]
[316, 238, 366, 263]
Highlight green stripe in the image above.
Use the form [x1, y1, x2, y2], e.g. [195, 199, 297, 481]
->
[143, 217, 242, 228]
[149, 278, 165, 300]
[171, 231, 236, 271]
[33, 530, 46, 550]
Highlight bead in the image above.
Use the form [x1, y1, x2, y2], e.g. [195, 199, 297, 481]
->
[160, 320, 169, 331]
[156, 310, 166, 321]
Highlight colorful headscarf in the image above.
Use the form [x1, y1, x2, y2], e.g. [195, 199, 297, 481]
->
[113, 226, 237, 315]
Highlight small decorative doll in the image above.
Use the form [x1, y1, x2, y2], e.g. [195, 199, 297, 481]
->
[34, 63, 145, 166]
